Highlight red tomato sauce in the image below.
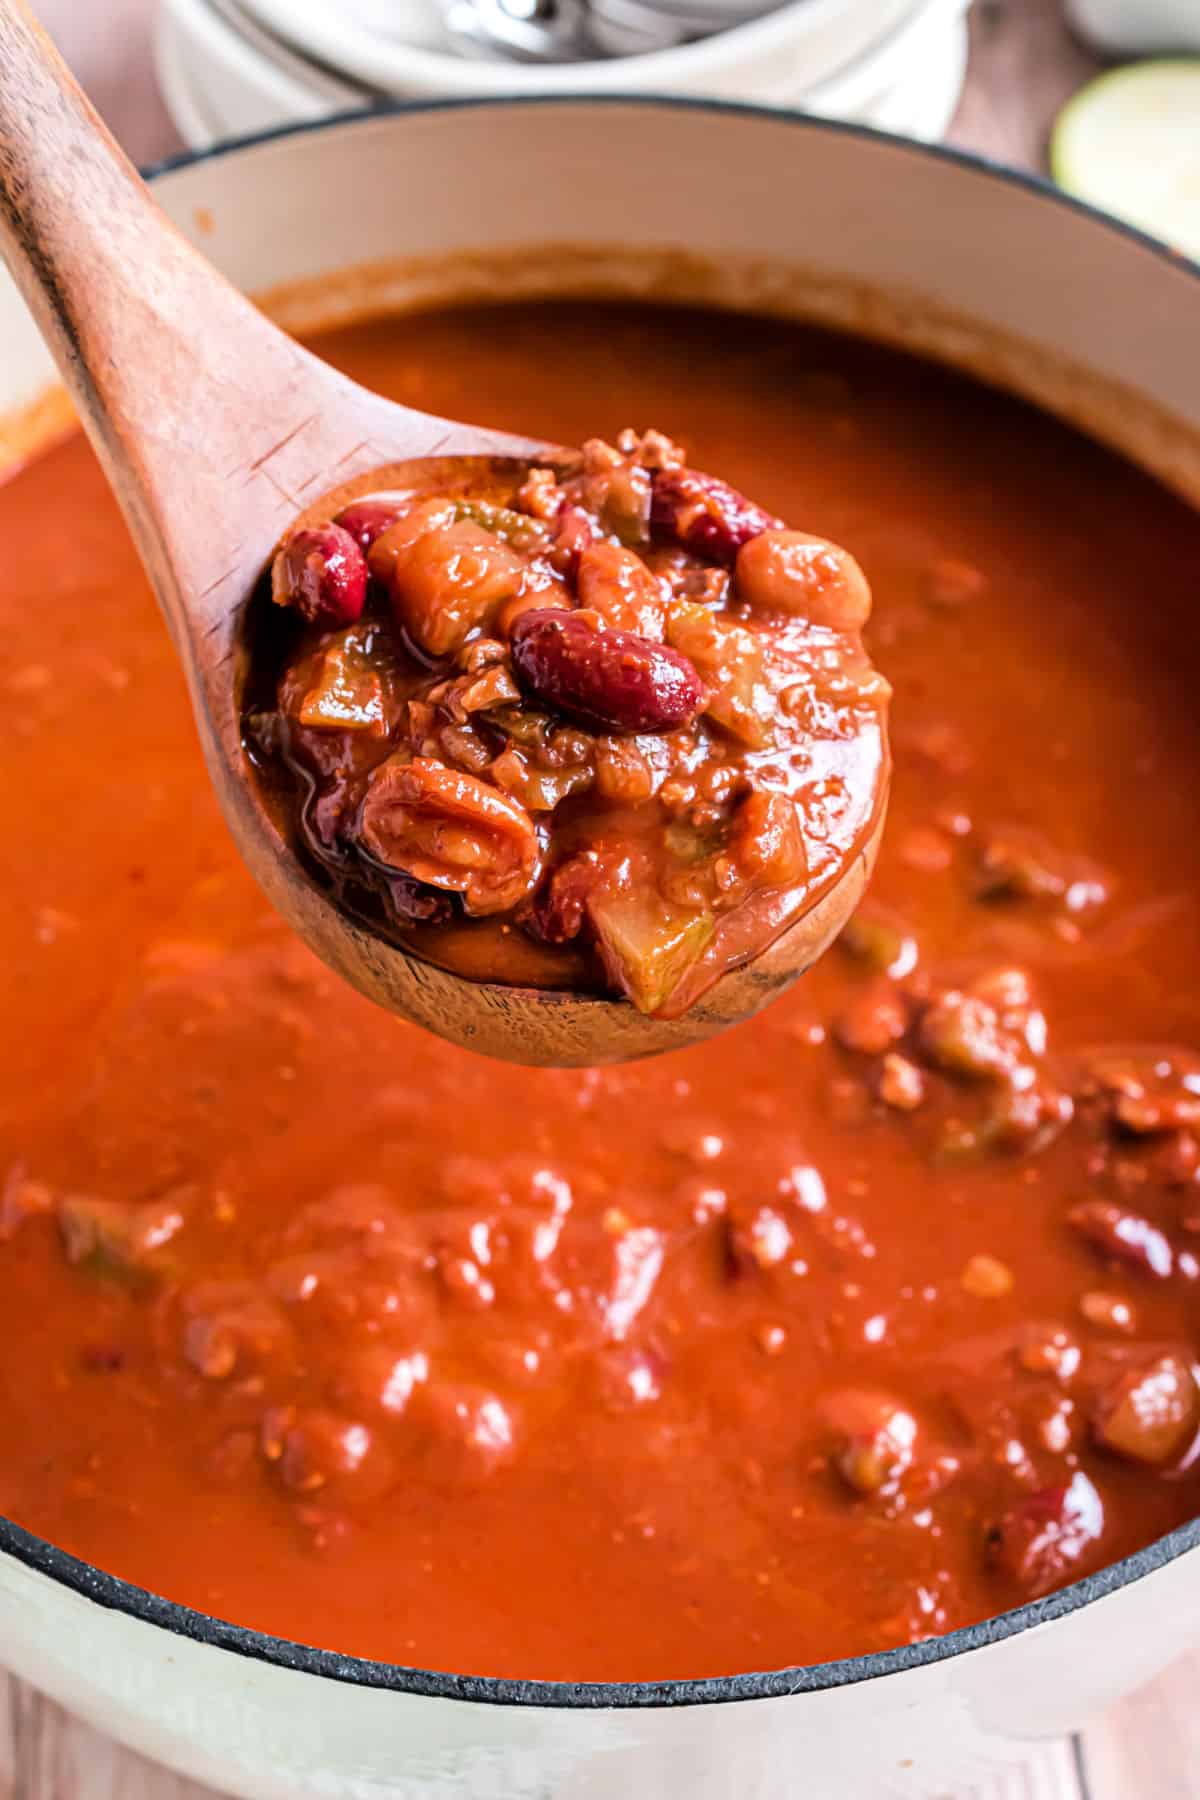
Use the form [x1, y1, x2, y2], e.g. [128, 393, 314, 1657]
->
[1, 301, 1199, 1680]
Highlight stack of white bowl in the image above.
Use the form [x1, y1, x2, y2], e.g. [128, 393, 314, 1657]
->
[156, 0, 973, 151]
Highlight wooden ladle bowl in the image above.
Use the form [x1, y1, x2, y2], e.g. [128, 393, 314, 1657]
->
[0, 0, 884, 1065]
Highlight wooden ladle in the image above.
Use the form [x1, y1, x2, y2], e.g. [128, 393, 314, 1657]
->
[0, 0, 883, 1066]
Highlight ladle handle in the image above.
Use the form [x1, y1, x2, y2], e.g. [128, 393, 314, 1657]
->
[0, 0, 356, 643]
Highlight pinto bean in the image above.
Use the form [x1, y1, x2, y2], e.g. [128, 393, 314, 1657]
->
[370, 505, 523, 657]
[1092, 1351, 1200, 1464]
[821, 1389, 918, 1496]
[985, 1471, 1105, 1597]
[736, 530, 872, 630]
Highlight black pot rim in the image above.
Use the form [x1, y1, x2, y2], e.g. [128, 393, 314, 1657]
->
[6, 93, 1197, 1713]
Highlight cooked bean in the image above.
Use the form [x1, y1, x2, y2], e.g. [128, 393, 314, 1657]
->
[510, 608, 702, 736]
[919, 992, 1021, 1081]
[878, 1053, 925, 1112]
[370, 506, 523, 657]
[334, 494, 408, 553]
[985, 1472, 1105, 1597]
[1092, 1352, 1200, 1464]
[833, 978, 909, 1056]
[250, 428, 886, 1017]
[839, 907, 920, 979]
[822, 1390, 918, 1497]
[961, 1254, 1014, 1298]
[261, 1406, 387, 1497]
[272, 523, 367, 628]
[548, 504, 598, 580]
[651, 466, 779, 564]
[1068, 1201, 1174, 1280]
[1079, 1291, 1138, 1334]
[736, 530, 872, 630]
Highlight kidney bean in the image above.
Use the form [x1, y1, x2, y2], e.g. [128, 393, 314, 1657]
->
[383, 873, 456, 929]
[736, 530, 872, 630]
[1092, 1351, 1200, 1464]
[1068, 1201, 1174, 1279]
[414, 1384, 519, 1484]
[334, 494, 409, 553]
[651, 467, 780, 564]
[271, 523, 367, 628]
[985, 1471, 1105, 1597]
[260, 1406, 390, 1498]
[359, 756, 540, 916]
[510, 608, 702, 736]
[527, 853, 603, 946]
[1114, 1091, 1200, 1135]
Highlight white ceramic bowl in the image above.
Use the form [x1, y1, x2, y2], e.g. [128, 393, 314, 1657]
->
[159, 0, 968, 145]
[1, 98, 1199, 1800]
[1065, 0, 1200, 52]
[173, 0, 933, 102]
[801, 0, 967, 134]
[157, 0, 372, 152]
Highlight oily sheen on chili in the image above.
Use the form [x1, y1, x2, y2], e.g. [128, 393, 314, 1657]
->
[1, 301, 1199, 1681]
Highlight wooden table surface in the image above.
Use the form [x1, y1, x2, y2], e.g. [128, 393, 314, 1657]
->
[9, 1, 1199, 1795]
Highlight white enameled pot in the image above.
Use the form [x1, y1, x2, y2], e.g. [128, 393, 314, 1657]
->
[1, 98, 1199, 1800]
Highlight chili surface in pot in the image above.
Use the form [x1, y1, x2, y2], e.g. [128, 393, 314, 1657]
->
[1, 301, 1198, 1679]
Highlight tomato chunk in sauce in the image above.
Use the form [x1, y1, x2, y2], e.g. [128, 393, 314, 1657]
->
[1, 301, 1199, 1681]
